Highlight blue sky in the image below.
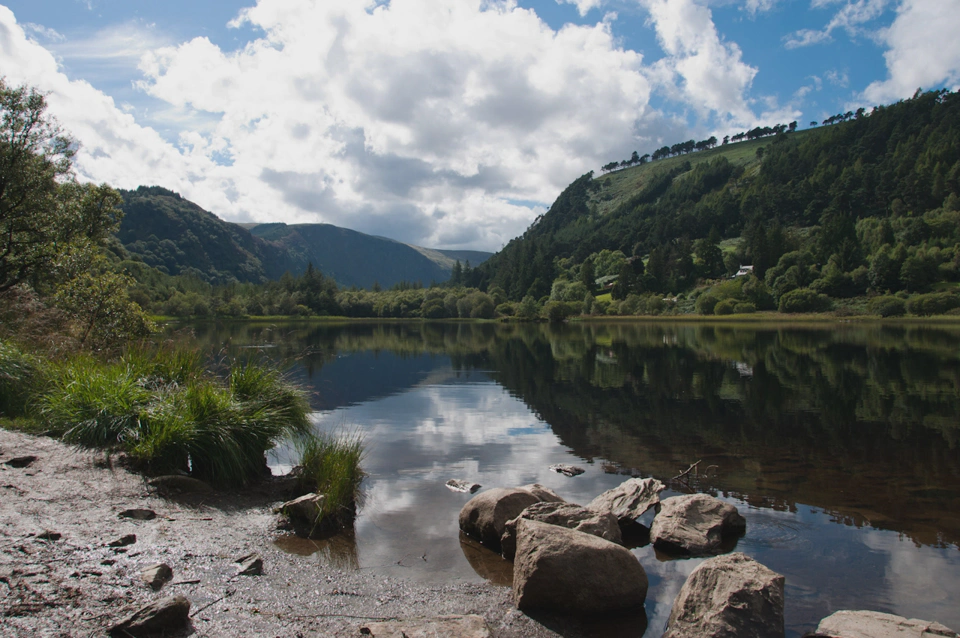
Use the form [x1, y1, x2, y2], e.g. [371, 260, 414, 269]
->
[1, 0, 957, 250]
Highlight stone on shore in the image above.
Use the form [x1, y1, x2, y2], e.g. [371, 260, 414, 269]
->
[500, 501, 622, 560]
[147, 475, 213, 494]
[513, 519, 647, 614]
[281, 493, 326, 525]
[588, 477, 664, 525]
[108, 534, 137, 548]
[663, 552, 784, 638]
[141, 563, 174, 591]
[650, 493, 746, 555]
[519, 483, 564, 503]
[236, 553, 264, 576]
[814, 610, 959, 638]
[359, 615, 491, 637]
[459, 488, 542, 550]
[109, 595, 191, 637]
[119, 508, 157, 521]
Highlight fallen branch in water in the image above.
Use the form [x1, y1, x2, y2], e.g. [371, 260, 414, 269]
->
[672, 460, 701, 482]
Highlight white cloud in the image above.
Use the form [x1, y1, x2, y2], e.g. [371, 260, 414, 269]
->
[641, 0, 759, 126]
[558, 0, 605, 16]
[23, 22, 65, 43]
[743, 0, 779, 16]
[862, 0, 960, 104]
[784, 0, 891, 49]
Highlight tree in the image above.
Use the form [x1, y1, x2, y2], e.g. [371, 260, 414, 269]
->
[579, 257, 595, 290]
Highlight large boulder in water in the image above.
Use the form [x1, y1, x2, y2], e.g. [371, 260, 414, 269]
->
[815, 610, 959, 638]
[663, 552, 784, 638]
[459, 487, 542, 550]
[588, 477, 664, 526]
[512, 518, 648, 614]
[650, 493, 746, 555]
[500, 501, 622, 560]
[518, 483, 564, 503]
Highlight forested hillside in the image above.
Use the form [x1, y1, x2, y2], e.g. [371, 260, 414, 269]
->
[475, 89, 960, 316]
[117, 187, 491, 289]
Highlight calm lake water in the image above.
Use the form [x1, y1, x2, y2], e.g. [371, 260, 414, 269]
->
[175, 320, 960, 637]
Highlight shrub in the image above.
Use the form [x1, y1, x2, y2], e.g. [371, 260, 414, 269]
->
[867, 295, 906, 318]
[714, 299, 736, 315]
[906, 292, 960, 316]
[778, 288, 833, 313]
[733, 302, 757, 314]
[695, 293, 719, 315]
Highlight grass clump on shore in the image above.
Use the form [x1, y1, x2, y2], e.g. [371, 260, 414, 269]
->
[29, 345, 313, 485]
[292, 430, 366, 531]
[0, 341, 49, 419]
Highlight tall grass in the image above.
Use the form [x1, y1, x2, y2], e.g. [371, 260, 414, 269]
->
[36, 346, 312, 485]
[0, 341, 48, 418]
[294, 430, 366, 527]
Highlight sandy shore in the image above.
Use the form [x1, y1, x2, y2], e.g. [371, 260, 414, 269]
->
[0, 429, 566, 637]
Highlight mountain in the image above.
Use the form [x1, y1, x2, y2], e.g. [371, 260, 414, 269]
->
[116, 187, 491, 289]
[475, 88, 960, 303]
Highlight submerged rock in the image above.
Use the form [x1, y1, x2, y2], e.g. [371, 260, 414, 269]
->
[664, 552, 784, 638]
[141, 563, 173, 591]
[118, 508, 157, 521]
[500, 501, 622, 560]
[512, 519, 647, 614]
[814, 610, 959, 638]
[550, 464, 585, 477]
[360, 615, 491, 637]
[459, 488, 541, 550]
[446, 479, 481, 494]
[650, 493, 746, 555]
[109, 595, 191, 637]
[588, 477, 664, 526]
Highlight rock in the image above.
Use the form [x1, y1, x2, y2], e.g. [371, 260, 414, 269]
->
[550, 464, 585, 477]
[119, 508, 157, 521]
[4, 455, 37, 468]
[663, 552, 784, 638]
[107, 534, 137, 548]
[588, 477, 664, 525]
[518, 483, 564, 503]
[459, 488, 542, 550]
[814, 610, 959, 638]
[236, 553, 264, 576]
[446, 479, 481, 493]
[513, 518, 647, 614]
[35, 530, 62, 541]
[141, 563, 174, 591]
[109, 595, 191, 637]
[359, 615, 491, 637]
[500, 501, 622, 560]
[281, 493, 325, 525]
[650, 493, 746, 555]
[147, 475, 213, 494]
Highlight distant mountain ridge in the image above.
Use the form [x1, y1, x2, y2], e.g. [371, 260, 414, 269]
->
[116, 186, 491, 289]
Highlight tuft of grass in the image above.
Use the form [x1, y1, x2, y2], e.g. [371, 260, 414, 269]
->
[0, 341, 48, 418]
[294, 430, 366, 527]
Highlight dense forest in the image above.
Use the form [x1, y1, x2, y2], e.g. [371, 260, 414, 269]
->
[474, 88, 960, 318]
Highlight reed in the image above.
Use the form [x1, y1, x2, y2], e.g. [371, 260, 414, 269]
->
[294, 430, 366, 526]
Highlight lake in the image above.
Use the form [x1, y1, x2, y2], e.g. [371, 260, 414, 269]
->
[174, 320, 960, 637]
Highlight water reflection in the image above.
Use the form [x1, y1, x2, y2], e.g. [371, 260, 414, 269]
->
[174, 320, 960, 636]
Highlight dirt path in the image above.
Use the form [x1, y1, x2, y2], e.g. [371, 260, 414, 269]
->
[0, 429, 562, 637]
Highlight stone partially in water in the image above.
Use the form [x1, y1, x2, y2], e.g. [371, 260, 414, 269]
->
[550, 464, 585, 477]
[109, 595, 190, 637]
[650, 493, 745, 556]
[360, 615, 491, 638]
[664, 552, 784, 638]
[588, 477, 664, 526]
[815, 610, 959, 638]
[518, 483, 564, 503]
[512, 518, 647, 614]
[281, 493, 325, 525]
[459, 488, 541, 551]
[500, 501, 622, 560]
[446, 479, 481, 493]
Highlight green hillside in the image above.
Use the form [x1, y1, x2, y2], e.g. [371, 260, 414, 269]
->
[116, 188, 491, 289]
[475, 88, 960, 315]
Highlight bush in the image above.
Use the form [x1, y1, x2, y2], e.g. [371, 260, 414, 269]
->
[733, 302, 757, 314]
[543, 301, 578, 322]
[695, 293, 719, 315]
[714, 299, 736, 315]
[906, 292, 960, 316]
[867, 295, 906, 317]
[778, 288, 833, 313]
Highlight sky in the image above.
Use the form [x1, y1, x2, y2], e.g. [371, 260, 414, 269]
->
[1, 0, 958, 251]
